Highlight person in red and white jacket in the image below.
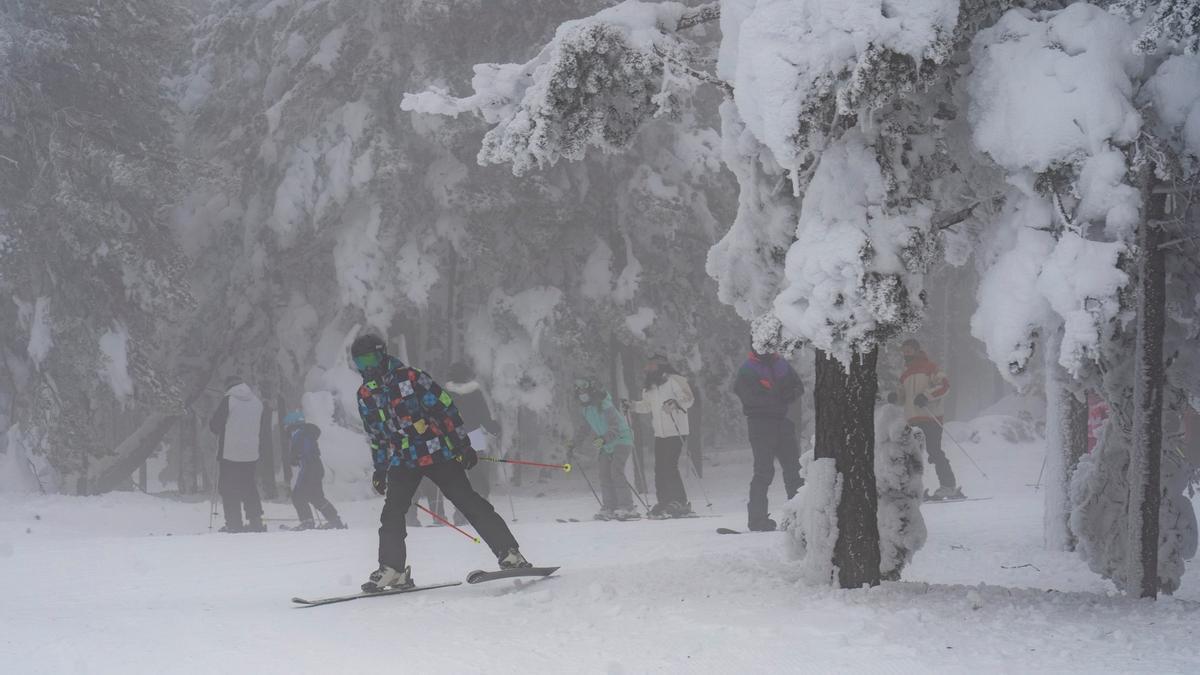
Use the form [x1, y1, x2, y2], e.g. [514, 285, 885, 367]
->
[892, 339, 961, 499]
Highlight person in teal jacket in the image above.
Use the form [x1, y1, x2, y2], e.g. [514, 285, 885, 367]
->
[572, 376, 639, 521]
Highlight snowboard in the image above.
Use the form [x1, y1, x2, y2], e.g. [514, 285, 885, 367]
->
[291, 581, 462, 608]
[466, 566, 560, 584]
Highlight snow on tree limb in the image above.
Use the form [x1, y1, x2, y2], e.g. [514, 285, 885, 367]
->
[401, 1, 706, 175]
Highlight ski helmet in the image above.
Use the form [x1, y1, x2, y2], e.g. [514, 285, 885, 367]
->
[283, 410, 304, 428]
[350, 333, 388, 374]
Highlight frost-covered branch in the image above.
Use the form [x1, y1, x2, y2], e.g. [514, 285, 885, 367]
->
[401, 1, 709, 175]
[675, 2, 720, 31]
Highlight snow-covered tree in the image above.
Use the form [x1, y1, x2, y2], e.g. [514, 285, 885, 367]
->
[0, 1, 192, 492]
[968, 2, 1200, 596]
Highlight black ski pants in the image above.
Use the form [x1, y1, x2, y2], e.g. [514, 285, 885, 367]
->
[291, 464, 340, 524]
[653, 435, 688, 507]
[913, 420, 958, 489]
[218, 459, 262, 528]
[747, 417, 802, 525]
[379, 461, 518, 570]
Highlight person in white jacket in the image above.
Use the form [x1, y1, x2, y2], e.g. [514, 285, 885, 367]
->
[623, 355, 695, 518]
[209, 376, 265, 532]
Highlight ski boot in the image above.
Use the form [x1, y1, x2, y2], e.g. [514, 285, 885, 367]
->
[613, 507, 641, 521]
[925, 486, 966, 502]
[361, 565, 414, 593]
[593, 509, 616, 521]
[647, 503, 670, 520]
[498, 547, 533, 570]
[318, 518, 346, 530]
[294, 519, 316, 531]
[665, 501, 695, 518]
[748, 517, 777, 532]
[244, 519, 267, 533]
[218, 523, 244, 533]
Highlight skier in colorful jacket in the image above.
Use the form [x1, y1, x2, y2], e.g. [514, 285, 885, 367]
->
[350, 334, 531, 593]
[572, 376, 638, 520]
[733, 349, 803, 531]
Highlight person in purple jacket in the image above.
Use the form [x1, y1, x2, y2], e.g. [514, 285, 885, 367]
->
[733, 348, 803, 532]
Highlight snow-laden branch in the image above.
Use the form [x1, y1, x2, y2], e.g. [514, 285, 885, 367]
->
[401, 1, 707, 175]
[676, 2, 720, 31]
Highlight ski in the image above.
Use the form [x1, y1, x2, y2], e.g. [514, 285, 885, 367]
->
[291, 581, 461, 607]
[716, 527, 776, 535]
[646, 513, 721, 520]
[922, 497, 993, 504]
[466, 566, 560, 584]
[555, 518, 581, 523]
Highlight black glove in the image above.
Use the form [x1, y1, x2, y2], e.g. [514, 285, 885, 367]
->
[372, 468, 388, 496]
[460, 445, 479, 470]
[887, 392, 898, 404]
[914, 394, 929, 408]
[619, 399, 632, 412]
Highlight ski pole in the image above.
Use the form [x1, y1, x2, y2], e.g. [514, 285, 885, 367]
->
[1030, 451, 1048, 490]
[619, 463, 652, 511]
[921, 406, 989, 480]
[417, 504, 480, 544]
[477, 455, 571, 472]
[668, 407, 713, 509]
[499, 462, 518, 523]
[623, 409, 650, 504]
[575, 462, 604, 507]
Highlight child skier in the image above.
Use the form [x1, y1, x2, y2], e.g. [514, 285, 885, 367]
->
[571, 376, 639, 521]
[350, 334, 532, 592]
[283, 411, 345, 530]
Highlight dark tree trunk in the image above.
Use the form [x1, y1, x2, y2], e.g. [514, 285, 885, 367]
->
[258, 404, 278, 500]
[1130, 181, 1167, 599]
[814, 348, 881, 589]
[277, 393, 292, 494]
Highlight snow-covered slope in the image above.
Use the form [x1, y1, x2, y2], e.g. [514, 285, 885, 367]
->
[1, 426, 1197, 674]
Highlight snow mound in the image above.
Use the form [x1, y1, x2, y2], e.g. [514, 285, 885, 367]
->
[780, 455, 841, 586]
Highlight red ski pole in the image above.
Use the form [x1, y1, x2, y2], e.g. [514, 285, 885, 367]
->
[477, 455, 572, 473]
[417, 504, 480, 544]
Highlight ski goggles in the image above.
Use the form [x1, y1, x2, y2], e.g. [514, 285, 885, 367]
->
[353, 351, 383, 371]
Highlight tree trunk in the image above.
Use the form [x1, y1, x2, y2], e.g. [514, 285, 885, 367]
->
[815, 348, 881, 589]
[1043, 330, 1088, 551]
[258, 404, 278, 500]
[277, 393, 292, 494]
[92, 413, 179, 494]
[1129, 181, 1167, 599]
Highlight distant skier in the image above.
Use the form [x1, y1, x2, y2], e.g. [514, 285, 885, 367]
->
[571, 376, 638, 521]
[623, 354, 695, 518]
[892, 339, 962, 500]
[733, 348, 803, 531]
[283, 411, 345, 530]
[444, 361, 501, 525]
[209, 376, 265, 533]
[350, 334, 531, 592]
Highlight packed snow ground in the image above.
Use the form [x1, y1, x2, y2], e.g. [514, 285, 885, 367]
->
[2, 420, 1198, 674]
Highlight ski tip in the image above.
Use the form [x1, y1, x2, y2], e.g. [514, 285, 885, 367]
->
[716, 527, 741, 535]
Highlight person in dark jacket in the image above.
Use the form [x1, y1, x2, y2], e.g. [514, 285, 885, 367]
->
[283, 411, 345, 530]
[351, 334, 531, 592]
[209, 375, 265, 533]
[734, 349, 803, 531]
[444, 361, 501, 524]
